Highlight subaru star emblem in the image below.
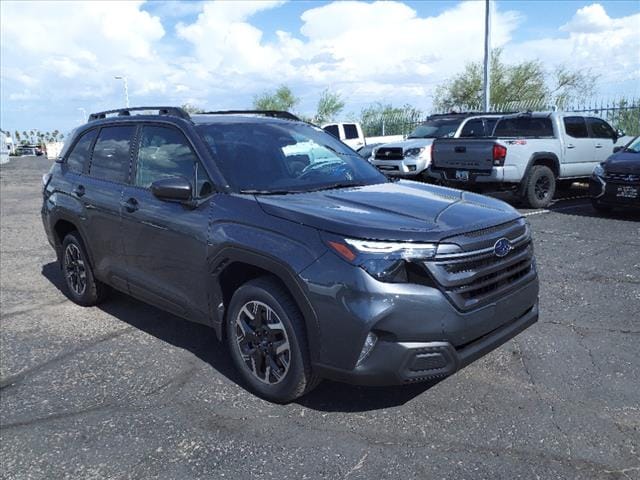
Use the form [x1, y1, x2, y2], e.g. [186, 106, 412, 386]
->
[494, 238, 512, 257]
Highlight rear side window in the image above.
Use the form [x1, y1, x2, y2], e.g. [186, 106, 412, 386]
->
[563, 117, 588, 138]
[493, 117, 554, 138]
[89, 126, 135, 183]
[136, 125, 212, 197]
[323, 125, 340, 138]
[460, 119, 484, 137]
[587, 117, 616, 139]
[343, 124, 359, 140]
[66, 129, 97, 173]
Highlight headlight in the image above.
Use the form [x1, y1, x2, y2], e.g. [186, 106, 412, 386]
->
[404, 147, 425, 158]
[593, 163, 605, 177]
[325, 237, 438, 282]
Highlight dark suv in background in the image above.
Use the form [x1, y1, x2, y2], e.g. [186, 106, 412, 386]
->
[42, 107, 539, 403]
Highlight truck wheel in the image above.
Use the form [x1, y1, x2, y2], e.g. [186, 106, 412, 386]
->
[61, 232, 109, 306]
[591, 199, 612, 215]
[523, 165, 556, 208]
[226, 277, 320, 403]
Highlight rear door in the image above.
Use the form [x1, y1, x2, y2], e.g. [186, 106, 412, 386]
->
[561, 116, 593, 177]
[80, 124, 135, 289]
[120, 123, 214, 321]
[587, 117, 617, 164]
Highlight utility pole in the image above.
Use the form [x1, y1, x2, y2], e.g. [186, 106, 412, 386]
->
[114, 75, 130, 108]
[77, 107, 87, 123]
[483, 0, 491, 112]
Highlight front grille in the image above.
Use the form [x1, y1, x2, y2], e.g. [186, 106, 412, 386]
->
[605, 172, 640, 184]
[424, 232, 535, 311]
[375, 147, 404, 160]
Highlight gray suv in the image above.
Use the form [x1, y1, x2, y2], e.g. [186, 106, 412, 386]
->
[42, 107, 539, 403]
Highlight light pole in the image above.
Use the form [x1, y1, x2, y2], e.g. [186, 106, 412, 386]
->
[114, 75, 129, 108]
[77, 107, 87, 123]
[482, 0, 491, 112]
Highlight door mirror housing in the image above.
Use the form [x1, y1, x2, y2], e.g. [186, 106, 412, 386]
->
[615, 128, 625, 140]
[150, 176, 192, 202]
[613, 146, 624, 153]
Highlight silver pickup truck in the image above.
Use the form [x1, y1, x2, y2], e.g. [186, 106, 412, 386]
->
[428, 112, 627, 208]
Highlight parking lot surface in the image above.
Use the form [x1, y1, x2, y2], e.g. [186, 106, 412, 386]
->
[1, 157, 639, 479]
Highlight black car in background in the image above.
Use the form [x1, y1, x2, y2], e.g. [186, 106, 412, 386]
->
[590, 136, 640, 212]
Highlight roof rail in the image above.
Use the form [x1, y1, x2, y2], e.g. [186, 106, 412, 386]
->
[428, 111, 517, 117]
[88, 106, 190, 122]
[200, 110, 301, 121]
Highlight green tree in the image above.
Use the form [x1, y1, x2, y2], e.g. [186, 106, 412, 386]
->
[253, 85, 299, 112]
[434, 49, 597, 112]
[358, 102, 423, 136]
[314, 89, 345, 124]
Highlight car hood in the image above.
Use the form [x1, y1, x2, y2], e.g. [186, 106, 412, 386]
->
[256, 180, 521, 242]
[605, 151, 640, 174]
[379, 138, 435, 150]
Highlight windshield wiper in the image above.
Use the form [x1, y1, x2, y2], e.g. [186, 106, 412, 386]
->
[305, 181, 369, 192]
[239, 189, 296, 195]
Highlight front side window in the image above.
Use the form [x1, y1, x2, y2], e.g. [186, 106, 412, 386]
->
[323, 125, 340, 138]
[563, 117, 588, 138]
[587, 117, 616, 139]
[343, 124, 359, 140]
[196, 121, 387, 193]
[67, 129, 97, 173]
[135, 125, 212, 197]
[90, 126, 135, 183]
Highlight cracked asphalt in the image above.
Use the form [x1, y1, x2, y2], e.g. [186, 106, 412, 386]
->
[1, 157, 639, 479]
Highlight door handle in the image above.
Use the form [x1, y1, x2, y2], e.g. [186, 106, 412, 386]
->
[595, 144, 603, 148]
[566, 144, 576, 149]
[121, 197, 139, 213]
[73, 185, 85, 197]
[454, 146, 466, 153]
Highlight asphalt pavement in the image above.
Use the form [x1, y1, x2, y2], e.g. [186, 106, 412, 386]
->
[1, 157, 639, 479]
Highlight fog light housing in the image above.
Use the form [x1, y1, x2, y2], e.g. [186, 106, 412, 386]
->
[356, 332, 378, 366]
[408, 165, 417, 171]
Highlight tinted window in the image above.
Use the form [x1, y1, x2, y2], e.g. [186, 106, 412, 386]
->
[323, 125, 339, 138]
[587, 117, 616, 139]
[460, 119, 485, 137]
[563, 117, 588, 138]
[408, 119, 463, 139]
[90, 126, 135, 182]
[136, 125, 212, 197]
[485, 118, 498, 136]
[196, 122, 386, 193]
[343, 124, 359, 140]
[67, 129, 97, 173]
[494, 117, 554, 137]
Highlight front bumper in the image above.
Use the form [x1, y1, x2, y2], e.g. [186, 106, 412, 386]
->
[589, 174, 640, 208]
[301, 250, 539, 386]
[371, 157, 428, 176]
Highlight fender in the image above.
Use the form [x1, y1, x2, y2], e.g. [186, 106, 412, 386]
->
[47, 205, 96, 268]
[207, 245, 322, 363]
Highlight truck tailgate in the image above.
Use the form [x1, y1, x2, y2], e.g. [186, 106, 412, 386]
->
[432, 139, 495, 171]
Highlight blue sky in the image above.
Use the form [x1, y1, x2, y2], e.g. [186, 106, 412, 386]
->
[1, 0, 639, 134]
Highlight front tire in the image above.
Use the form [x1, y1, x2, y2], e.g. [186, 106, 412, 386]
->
[591, 199, 612, 214]
[226, 277, 320, 403]
[61, 232, 109, 306]
[523, 165, 556, 208]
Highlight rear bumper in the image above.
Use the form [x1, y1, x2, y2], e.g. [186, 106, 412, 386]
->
[316, 301, 538, 386]
[429, 166, 521, 184]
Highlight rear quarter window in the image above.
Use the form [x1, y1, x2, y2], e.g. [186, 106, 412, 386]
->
[66, 129, 97, 173]
[494, 117, 554, 138]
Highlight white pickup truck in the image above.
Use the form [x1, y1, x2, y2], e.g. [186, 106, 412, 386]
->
[321, 122, 404, 151]
[369, 113, 504, 178]
[429, 112, 628, 208]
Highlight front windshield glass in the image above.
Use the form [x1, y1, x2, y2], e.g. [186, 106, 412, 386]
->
[196, 121, 388, 193]
[625, 137, 640, 153]
[407, 119, 463, 139]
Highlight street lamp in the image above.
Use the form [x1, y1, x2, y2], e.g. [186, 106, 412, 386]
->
[114, 75, 130, 108]
[77, 107, 87, 123]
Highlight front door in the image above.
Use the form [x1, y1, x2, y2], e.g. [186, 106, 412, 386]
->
[587, 117, 617, 164]
[120, 123, 214, 322]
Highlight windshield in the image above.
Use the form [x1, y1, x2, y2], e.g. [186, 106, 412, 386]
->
[625, 137, 640, 153]
[407, 119, 463, 139]
[196, 121, 387, 193]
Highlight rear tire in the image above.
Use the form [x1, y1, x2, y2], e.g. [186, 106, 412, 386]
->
[226, 277, 320, 403]
[522, 165, 556, 208]
[61, 232, 109, 306]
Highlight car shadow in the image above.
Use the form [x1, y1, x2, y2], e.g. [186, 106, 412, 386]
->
[41, 262, 437, 412]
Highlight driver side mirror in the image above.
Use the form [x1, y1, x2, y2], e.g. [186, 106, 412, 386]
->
[151, 176, 192, 202]
[615, 128, 625, 140]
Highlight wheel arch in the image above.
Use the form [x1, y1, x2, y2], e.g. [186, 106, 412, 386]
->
[208, 247, 322, 363]
[519, 152, 560, 196]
